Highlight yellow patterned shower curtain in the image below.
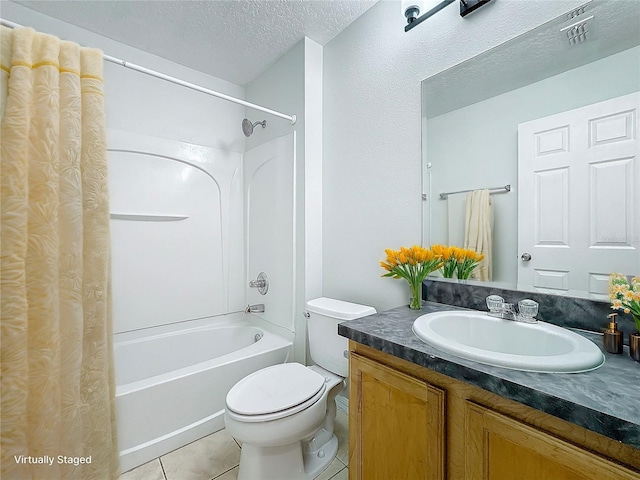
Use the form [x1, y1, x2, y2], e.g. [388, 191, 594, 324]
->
[1, 26, 118, 479]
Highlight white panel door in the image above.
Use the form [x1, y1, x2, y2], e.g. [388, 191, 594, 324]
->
[518, 92, 640, 299]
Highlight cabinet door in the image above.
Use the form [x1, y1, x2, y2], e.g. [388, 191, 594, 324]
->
[349, 353, 445, 480]
[465, 402, 639, 480]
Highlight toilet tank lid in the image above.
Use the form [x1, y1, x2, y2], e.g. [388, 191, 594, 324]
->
[306, 297, 376, 320]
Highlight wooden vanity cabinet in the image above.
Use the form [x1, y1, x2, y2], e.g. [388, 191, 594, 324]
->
[349, 352, 446, 480]
[348, 342, 640, 480]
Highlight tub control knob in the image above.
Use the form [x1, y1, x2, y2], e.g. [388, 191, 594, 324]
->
[249, 272, 269, 295]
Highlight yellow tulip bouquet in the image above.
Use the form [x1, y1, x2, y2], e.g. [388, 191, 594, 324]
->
[608, 273, 640, 333]
[380, 245, 443, 309]
[431, 244, 484, 280]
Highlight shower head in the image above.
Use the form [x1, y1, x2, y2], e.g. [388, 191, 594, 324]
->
[242, 118, 266, 137]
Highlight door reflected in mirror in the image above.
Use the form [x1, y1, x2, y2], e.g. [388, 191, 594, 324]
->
[422, 0, 640, 300]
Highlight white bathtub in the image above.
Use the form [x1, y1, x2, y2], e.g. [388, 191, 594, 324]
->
[114, 314, 293, 473]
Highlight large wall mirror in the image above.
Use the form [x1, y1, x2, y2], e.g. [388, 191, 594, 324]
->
[422, 0, 640, 300]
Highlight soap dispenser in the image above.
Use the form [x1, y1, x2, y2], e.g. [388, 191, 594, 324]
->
[603, 313, 623, 354]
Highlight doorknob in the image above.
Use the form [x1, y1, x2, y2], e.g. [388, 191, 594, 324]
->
[521, 253, 532, 261]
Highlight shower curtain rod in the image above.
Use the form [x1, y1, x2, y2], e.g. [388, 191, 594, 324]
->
[0, 18, 297, 125]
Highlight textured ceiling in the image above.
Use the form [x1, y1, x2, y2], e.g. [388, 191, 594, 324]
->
[12, 0, 378, 85]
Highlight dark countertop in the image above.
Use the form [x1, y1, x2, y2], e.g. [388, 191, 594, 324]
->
[338, 301, 640, 449]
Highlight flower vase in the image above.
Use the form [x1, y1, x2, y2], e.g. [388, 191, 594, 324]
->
[630, 313, 640, 363]
[630, 333, 640, 363]
[409, 281, 422, 310]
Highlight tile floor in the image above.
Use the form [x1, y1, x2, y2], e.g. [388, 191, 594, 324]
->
[119, 407, 349, 480]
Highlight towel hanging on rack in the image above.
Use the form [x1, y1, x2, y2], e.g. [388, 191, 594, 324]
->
[464, 190, 493, 281]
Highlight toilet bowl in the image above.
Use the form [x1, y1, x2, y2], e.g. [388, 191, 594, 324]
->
[225, 363, 344, 480]
[224, 297, 376, 480]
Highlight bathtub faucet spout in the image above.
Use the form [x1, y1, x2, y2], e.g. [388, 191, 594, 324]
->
[245, 304, 265, 314]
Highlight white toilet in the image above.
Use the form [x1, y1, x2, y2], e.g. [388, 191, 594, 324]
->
[224, 297, 376, 480]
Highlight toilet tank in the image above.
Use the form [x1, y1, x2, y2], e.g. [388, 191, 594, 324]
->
[306, 297, 376, 377]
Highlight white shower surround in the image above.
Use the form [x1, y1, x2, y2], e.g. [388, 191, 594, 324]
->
[109, 130, 297, 472]
[109, 123, 296, 338]
[244, 133, 296, 333]
[108, 129, 246, 332]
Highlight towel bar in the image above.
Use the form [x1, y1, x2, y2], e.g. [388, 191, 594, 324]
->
[439, 185, 511, 200]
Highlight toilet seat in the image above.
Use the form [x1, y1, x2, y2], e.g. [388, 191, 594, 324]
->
[226, 363, 326, 422]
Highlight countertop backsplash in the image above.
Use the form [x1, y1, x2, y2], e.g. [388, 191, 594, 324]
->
[423, 279, 636, 343]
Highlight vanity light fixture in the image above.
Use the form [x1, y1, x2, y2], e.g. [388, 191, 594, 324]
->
[403, 0, 454, 32]
[404, 0, 492, 32]
[459, 0, 492, 17]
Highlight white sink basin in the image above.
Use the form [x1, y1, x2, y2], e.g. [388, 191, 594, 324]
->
[412, 310, 605, 373]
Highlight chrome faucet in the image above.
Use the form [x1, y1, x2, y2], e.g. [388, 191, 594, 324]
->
[245, 304, 265, 314]
[486, 295, 538, 323]
[500, 303, 518, 321]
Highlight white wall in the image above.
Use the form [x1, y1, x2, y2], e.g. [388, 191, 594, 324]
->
[322, 0, 586, 313]
[3, 1, 245, 152]
[303, 39, 324, 312]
